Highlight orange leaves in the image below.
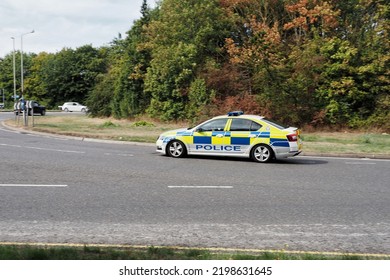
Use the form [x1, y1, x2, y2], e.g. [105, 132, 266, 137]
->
[225, 38, 242, 64]
[210, 93, 269, 117]
[285, 0, 310, 13]
[249, 16, 281, 45]
[284, 0, 339, 33]
[226, 17, 281, 67]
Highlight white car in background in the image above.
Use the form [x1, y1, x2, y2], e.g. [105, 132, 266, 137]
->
[59, 102, 88, 113]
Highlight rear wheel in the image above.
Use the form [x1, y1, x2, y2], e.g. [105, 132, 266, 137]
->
[166, 140, 187, 158]
[251, 144, 273, 163]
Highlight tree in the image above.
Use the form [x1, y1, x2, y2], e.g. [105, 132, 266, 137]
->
[0, 51, 36, 104]
[283, 0, 340, 42]
[23, 52, 52, 105]
[37, 45, 106, 108]
[86, 72, 115, 117]
[111, 0, 153, 118]
[311, 0, 389, 128]
[0, 53, 20, 106]
[145, 42, 197, 120]
[144, 0, 230, 121]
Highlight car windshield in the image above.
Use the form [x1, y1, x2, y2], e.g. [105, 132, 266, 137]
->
[262, 118, 288, 130]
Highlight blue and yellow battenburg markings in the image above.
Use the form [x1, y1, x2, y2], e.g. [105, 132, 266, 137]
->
[165, 130, 289, 148]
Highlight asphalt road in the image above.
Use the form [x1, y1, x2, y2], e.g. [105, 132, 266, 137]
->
[0, 112, 389, 254]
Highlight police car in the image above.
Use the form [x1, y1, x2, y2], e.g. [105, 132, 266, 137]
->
[156, 111, 302, 163]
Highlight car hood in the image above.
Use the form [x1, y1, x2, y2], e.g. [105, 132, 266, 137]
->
[160, 128, 190, 137]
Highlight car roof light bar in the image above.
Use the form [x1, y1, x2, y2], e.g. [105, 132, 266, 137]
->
[227, 111, 244, 116]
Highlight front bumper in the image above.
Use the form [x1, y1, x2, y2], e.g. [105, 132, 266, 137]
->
[156, 139, 166, 154]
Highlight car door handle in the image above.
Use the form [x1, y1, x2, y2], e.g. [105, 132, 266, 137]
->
[215, 134, 224, 138]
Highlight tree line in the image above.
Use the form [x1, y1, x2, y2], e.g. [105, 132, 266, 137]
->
[0, 0, 388, 131]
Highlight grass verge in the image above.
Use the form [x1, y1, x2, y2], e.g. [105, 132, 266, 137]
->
[1, 244, 388, 260]
[301, 132, 390, 156]
[4, 114, 390, 157]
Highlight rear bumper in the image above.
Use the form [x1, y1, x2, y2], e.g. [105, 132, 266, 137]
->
[274, 150, 302, 159]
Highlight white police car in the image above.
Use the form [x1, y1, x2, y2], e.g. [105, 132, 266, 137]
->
[156, 111, 302, 163]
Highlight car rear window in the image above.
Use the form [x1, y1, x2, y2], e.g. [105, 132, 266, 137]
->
[262, 118, 288, 130]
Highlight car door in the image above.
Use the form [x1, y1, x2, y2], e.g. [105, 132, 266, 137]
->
[32, 102, 40, 114]
[227, 118, 262, 154]
[189, 118, 229, 154]
[70, 103, 79, 111]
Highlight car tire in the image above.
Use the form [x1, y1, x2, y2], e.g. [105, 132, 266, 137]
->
[81, 108, 86, 113]
[251, 144, 273, 163]
[64, 108, 69, 112]
[41, 110, 46, 116]
[166, 140, 187, 158]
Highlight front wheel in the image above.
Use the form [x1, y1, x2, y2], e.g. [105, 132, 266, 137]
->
[251, 144, 274, 163]
[166, 140, 187, 158]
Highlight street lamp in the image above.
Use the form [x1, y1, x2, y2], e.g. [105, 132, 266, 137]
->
[11, 37, 16, 101]
[20, 30, 34, 96]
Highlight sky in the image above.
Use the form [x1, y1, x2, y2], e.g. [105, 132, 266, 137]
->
[0, 0, 156, 58]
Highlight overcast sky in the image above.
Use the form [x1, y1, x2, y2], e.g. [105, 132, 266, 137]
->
[0, 0, 156, 58]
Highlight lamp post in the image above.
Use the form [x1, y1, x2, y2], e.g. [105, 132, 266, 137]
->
[11, 37, 16, 101]
[20, 30, 34, 96]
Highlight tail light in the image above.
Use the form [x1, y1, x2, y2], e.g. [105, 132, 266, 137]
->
[287, 133, 298, 142]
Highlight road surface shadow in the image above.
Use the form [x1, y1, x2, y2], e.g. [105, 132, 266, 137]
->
[165, 154, 329, 165]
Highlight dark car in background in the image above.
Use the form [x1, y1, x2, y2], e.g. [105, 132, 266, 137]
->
[15, 101, 46, 116]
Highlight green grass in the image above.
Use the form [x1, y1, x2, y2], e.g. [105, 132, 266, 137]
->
[301, 132, 390, 155]
[0, 245, 388, 260]
[6, 115, 179, 143]
[97, 120, 120, 129]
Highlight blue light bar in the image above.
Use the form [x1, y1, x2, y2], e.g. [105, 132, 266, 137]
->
[227, 111, 244, 116]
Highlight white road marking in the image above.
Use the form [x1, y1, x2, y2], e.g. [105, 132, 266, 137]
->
[168, 186, 233, 189]
[0, 143, 84, 154]
[0, 184, 68, 188]
[345, 162, 377, 165]
[0, 127, 22, 134]
[104, 153, 134, 157]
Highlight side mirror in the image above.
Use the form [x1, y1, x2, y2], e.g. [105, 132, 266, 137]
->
[196, 127, 204, 133]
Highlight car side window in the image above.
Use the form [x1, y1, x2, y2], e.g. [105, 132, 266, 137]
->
[230, 119, 262, 131]
[250, 121, 262, 131]
[198, 119, 228, 132]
